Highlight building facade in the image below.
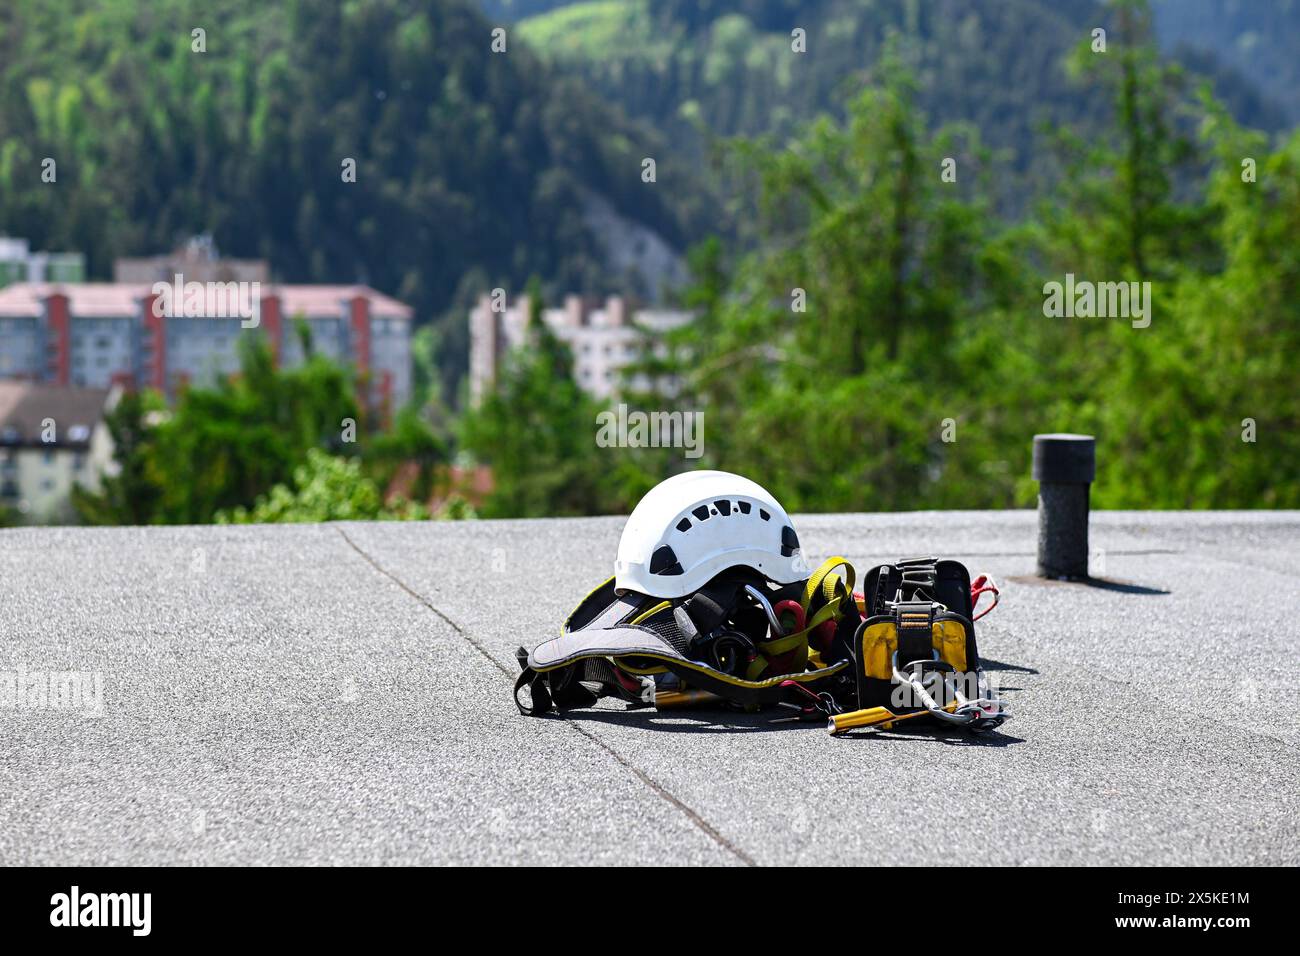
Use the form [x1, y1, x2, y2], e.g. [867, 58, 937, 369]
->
[0, 382, 116, 523]
[0, 237, 85, 288]
[469, 293, 691, 405]
[0, 283, 413, 411]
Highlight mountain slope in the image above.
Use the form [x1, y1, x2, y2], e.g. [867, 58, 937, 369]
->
[1151, 0, 1300, 122]
[515, 0, 1291, 191]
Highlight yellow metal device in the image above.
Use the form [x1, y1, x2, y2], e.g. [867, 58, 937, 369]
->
[827, 702, 956, 735]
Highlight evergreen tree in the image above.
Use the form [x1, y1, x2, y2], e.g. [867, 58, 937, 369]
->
[461, 282, 624, 517]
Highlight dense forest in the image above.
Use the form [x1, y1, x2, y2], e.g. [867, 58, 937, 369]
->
[515, 0, 1292, 195]
[1150, 0, 1300, 122]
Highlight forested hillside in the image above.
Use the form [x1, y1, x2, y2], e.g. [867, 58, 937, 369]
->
[1151, 0, 1300, 122]
[515, 0, 1291, 198]
[0, 0, 714, 386]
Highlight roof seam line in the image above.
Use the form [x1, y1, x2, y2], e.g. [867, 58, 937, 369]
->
[332, 524, 754, 866]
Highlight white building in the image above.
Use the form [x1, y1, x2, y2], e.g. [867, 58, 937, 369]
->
[0, 382, 117, 524]
[469, 294, 691, 405]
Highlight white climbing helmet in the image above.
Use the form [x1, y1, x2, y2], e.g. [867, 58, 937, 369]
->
[614, 470, 807, 599]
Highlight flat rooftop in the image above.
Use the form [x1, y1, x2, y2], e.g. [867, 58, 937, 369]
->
[1, 510, 1296, 865]
[0, 282, 413, 319]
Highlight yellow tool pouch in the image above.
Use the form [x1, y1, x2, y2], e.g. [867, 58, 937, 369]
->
[853, 601, 979, 716]
[851, 555, 984, 720]
[857, 614, 970, 679]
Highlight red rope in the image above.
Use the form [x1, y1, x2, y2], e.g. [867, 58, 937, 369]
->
[970, 574, 1000, 621]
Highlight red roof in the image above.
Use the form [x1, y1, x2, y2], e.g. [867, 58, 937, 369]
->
[0, 282, 412, 320]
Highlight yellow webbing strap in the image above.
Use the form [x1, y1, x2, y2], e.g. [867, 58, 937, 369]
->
[801, 556, 855, 620]
[745, 557, 856, 680]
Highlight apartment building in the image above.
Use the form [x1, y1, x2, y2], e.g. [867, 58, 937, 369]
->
[0, 381, 116, 523]
[0, 282, 413, 411]
[469, 293, 691, 405]
[0, 236, 85, 288]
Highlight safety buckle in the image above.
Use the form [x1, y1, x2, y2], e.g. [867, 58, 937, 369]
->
[894, 600, 935, 629]
[777, 679, 841, 720]
[900, 568, 936, 589]
[895, 556, 938, 600]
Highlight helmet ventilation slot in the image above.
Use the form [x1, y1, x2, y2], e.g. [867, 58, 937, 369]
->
[650, 545, 684, 576]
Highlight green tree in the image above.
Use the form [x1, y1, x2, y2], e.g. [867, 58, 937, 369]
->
[364, 406, 446, 504]
[1022, 0, 1300, 508]
[1088, 104, 1300, 508]
[0, 0, 711, 394]
[72, 388, 168, 525]
[461, 283, 624, 517]
[216, 449, 428, 523]
[145, 337, 360, 523]
[76, 335, 359, 524]
[669, 49, 1027, 510]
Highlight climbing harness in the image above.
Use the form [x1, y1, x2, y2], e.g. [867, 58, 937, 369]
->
[513, 472, 1010, 737]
